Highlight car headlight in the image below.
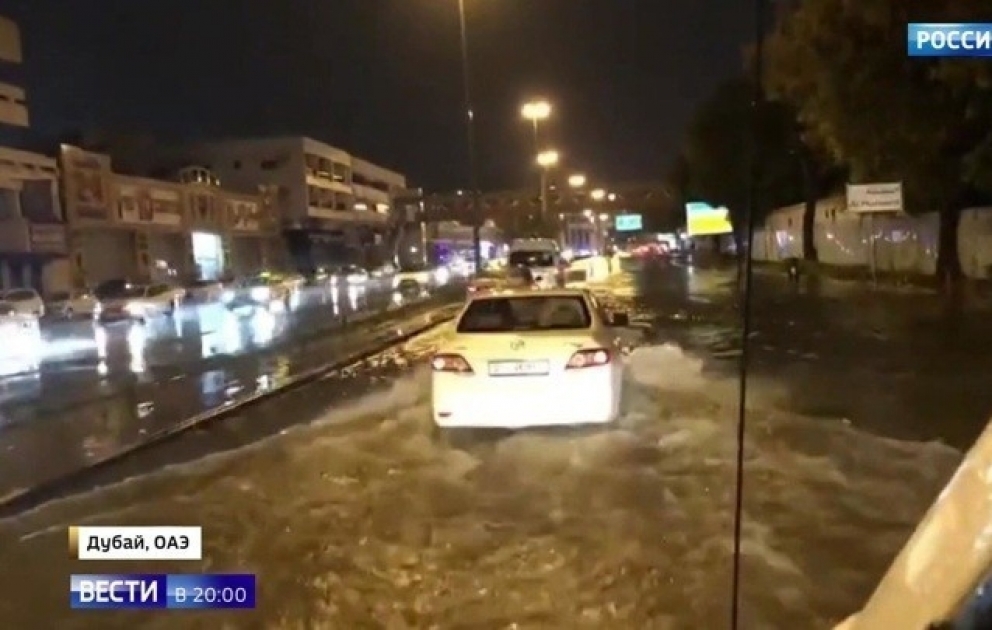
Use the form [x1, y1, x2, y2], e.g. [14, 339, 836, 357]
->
[93, 302, 103, 314]
[124, 301, 144, 315]
[392, 276, 402, 289]
[250, 286, 271, 301]
[221, 290, 235, 303]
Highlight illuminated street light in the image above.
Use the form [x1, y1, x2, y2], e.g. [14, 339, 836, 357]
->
[582, 208, 593, 218]
[568, 173, 586, 188]
[536, 150, 559, 168]
[599, 213, 609, 222]
[520, 99, 552, 122]
[607, 192, 617, 202]
[590, 188, 606, 201]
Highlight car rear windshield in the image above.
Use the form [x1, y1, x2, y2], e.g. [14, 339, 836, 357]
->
[456, 295, 592, 333]
[4, 289, 36, 301]
[110, 286, 148, 298]
[508, 251, 555, 267]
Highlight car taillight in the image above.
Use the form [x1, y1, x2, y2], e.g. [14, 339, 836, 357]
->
[565, 348, 611, 369]
[431, 353, 474, 374]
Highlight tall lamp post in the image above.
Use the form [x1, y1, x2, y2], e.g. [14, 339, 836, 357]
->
[535, 149, 559, 228]
[522, 101, 553, 237]
[520, 99, 552, 153]
[456, 0, 482, 267]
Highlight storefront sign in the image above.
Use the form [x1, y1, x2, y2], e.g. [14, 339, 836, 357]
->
[228, 200, 261, 232]
[117, 184, 183, 226]
[29, 223, 67, 254]
[149, 189, 182, 226]
[70, 170, 110, 221]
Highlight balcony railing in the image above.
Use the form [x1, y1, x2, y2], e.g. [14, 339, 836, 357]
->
[305, 172, 352, 195]
[352, 183, 390, 205]
[306, 206, 388, 226]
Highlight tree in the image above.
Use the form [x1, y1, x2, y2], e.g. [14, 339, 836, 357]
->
[765, 0, 992, 283]
[677, 77, 813, 253]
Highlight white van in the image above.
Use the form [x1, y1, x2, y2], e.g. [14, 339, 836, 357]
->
[507, 238, 563, 289]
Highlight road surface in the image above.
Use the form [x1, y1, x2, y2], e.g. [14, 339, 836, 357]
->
[0, 263, 985, 628]
[0, 284, 462, 503]
[0, 281, 399, 412]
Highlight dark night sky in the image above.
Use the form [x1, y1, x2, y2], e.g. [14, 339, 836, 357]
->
[0, 0, 752, 191]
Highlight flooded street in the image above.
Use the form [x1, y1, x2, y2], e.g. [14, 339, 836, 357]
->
[0, 264, 984, 628]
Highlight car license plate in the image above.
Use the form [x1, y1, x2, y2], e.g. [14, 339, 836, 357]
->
[488, 360, 549, 376]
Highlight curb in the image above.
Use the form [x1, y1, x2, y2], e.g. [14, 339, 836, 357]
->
[0, 308, 457, 516]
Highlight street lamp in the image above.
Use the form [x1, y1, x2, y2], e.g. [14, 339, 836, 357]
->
[536, 150, 559, 168]
[456, 0, 482, 267]
[520, 99, 552, 150]
[590, 188, 606, 201]
[568, 173, 586, 188]
[535, 150, 559, 224]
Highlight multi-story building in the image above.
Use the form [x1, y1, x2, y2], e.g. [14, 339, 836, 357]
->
[60, 144, 281, 286]
[0, 15, 68, 293]
[182, 137, 407, 269]
[423, 181, 678, 230]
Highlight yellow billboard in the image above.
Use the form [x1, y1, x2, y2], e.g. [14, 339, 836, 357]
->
[685, 202, 733, 237]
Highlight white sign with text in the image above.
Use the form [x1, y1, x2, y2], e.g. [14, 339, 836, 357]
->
[846, 182, 903, 214]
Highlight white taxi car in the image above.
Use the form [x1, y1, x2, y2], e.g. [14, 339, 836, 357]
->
[431, 288, 630, 429]
[1, 288, 45, 317]
[0, 301, 42, 360]
[47, 289, 101, 319]
[98, 283, 181, 324]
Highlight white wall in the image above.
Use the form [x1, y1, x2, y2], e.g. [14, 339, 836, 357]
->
[750, 196, 980, 278]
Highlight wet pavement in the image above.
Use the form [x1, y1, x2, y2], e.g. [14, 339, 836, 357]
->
[0, 263, 987, 628]
[0, 281, 401, 412]
[0, 284, 464, 504]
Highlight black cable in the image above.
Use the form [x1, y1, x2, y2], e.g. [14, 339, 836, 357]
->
[730, 0, 767, 626]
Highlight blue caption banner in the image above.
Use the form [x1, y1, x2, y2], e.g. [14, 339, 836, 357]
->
[70, 574, 256, 610]
[908, 23, 992, 57]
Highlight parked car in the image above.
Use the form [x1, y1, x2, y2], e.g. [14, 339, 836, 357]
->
[185, 279, 225, 303]
[98, 283, 182, 324]
[47, 289, 101, 319]
[221, 273, 295, 312]
[0, 302, 42, 361]
[1, 288, 44, 317]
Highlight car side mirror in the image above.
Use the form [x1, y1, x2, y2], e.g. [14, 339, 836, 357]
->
[609, 311, 629, 327]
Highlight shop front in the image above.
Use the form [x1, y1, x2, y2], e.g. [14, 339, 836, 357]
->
[70, 228, 137, 286]
[115, 177, 190, 282]
[228, 236, 263, 277]
[190, 230, 225, 280]
[284, 222, 348, 272]
[223, 196, 267, 276]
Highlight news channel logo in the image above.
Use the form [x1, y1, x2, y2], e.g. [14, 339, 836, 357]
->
[70, 574, 256, 610]
[907, 23, 992, 57]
